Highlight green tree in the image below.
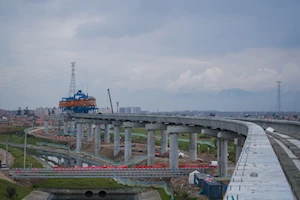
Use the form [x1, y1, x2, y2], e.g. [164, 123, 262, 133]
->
[6, 186, 16, 197]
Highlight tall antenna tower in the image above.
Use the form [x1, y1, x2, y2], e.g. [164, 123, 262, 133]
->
[276, 81, 282, 114]
[69, 62, 76, 97]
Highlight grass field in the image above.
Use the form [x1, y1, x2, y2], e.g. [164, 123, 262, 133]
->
[0, 180, 32, 200]
[32, 178, 128, 189]
[0, 144, 43, 168]
[0, 131, 68, 146]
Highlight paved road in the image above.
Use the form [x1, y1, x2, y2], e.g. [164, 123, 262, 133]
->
[267, 131, 300, 200]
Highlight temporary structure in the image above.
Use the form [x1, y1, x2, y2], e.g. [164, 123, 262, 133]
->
[189, 170, 200, 184]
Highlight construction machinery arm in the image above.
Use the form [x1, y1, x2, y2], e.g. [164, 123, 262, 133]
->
[107, 89, 114, 114]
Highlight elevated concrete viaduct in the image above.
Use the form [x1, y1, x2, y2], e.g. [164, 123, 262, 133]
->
[51, 113, 294, 199]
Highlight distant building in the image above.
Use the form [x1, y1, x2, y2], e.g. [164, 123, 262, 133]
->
[35, 107, 61, 117]
[119, 107, 142, 114]
[98, 107, 113, 114]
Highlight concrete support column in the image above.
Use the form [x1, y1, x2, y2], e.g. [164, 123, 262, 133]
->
[104, 124, 110, 143]
[145, 123, 167, 166]
[123, 122, 145, 162]
[87, 123, 93, 142]
[44, 120, 49, 134]
[161, 130, 168, 154]
[167, 126, 201, 169]
[147, 130, 155, 165]
[113, 122, 122, 157]
[81, 124, 84, 139]
[169, 133, 179, 169]
[217, 138, 228, 177]
[70, 121, 75, 133]
[76, 158, 82, 167]
[189, 133, 197, 161]
[95, 124, 101, 155]
[70, 159, 75, 166]
[76, 123, 82, 152]
[124, 127, 132, 162]
[64, 121, 68, 135]
[234, 138, 245, 163]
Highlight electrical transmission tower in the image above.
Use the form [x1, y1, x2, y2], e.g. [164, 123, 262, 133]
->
[69, 62, 76, 97]
[276, 81, 282, 114]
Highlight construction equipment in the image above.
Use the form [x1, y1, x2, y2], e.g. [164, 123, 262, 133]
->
[107, 89, 114, 114]
[59, 90, 98, 113]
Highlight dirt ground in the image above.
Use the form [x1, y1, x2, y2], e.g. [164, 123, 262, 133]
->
[27, 128, 221, 166]
[0, 148, 16, 183]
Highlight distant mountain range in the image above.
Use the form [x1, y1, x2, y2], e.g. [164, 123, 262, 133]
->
[112, 88, 300, 112]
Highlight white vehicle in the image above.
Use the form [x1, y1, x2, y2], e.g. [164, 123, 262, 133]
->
[266, 127, 275, 133]
[209, 161, 217, 167]
[178, 150, 184, 158]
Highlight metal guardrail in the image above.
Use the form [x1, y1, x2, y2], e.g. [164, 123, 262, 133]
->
[11, 168, 201, 179]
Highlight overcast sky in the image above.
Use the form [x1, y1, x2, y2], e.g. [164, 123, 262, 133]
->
[0, 0, 300, 111]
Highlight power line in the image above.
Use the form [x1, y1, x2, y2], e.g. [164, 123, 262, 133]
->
[276, 81, 282, 114]
[0, 72, 69, 93]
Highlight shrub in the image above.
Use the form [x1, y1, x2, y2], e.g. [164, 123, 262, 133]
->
[6, 186, 16, 197]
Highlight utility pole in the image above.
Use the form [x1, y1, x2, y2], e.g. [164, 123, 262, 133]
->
[276, 81, 282, 115]
[23, 131, 27, 168]
[5, 138, 8, 167]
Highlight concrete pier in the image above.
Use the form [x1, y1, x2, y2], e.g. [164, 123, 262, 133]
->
[147, 130, 155, 165]
[104, 124, 109, 143]
[145, 123, 167, 165]
[76, 123, 82, 152]
[76, 158, 82, 167]
[95, 124, 101, 155]
[169, 133, 179, 169]
[124, 127, 132, 162]
[87, 123, 93, 142]
[167, 126, 201, 169]
[64, 121, 68, 135]
[44, 120, 48, 134]
[161, 130, 168, 154]
[217, 137, 228, 177]
[123, 122, 145, 162]
[70, 121, 75, 133]
[189, 133, 197, 161]
[113, 121, 122, 157]
[234, 137, 245, 163]
[70, 159, 75, 166]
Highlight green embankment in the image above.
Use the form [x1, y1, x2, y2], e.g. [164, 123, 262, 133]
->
[0, 145, 43, 168]
[157, 188, 170, 200]
[32, 178, 128, 189]
[0, 180, 32, 200]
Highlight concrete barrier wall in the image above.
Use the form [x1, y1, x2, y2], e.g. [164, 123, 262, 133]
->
[236, 118, 300, 135]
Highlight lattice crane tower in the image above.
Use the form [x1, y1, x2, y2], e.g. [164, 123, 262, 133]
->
[69, 62, 76, 97]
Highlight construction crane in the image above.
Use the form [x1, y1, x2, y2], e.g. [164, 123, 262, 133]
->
[107, 89, 114, 114]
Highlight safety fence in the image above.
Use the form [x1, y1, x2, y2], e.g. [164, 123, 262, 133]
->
[114, 177, 174, 200]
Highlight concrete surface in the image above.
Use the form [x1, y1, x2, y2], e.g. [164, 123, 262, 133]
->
[139, 190, 161, 200]
[22, 190, 52, 200]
